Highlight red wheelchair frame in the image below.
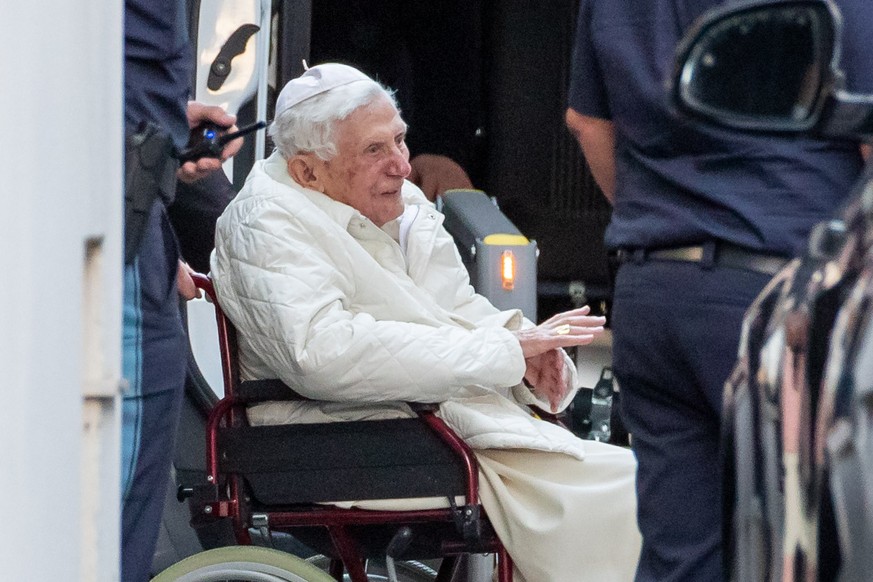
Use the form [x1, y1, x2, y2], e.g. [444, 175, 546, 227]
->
[185, 273, 513, 582]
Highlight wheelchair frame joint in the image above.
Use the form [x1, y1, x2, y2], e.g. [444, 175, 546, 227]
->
[452, 502, 483, 544]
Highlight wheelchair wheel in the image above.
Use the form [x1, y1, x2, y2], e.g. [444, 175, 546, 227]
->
[305, 555, 437, 581]
[152, 546, 336, 582]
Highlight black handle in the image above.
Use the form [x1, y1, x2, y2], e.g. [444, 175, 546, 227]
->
[207, 24, 261, 91]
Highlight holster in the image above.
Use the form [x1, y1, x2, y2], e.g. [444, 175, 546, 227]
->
[124, 122, 178, 264]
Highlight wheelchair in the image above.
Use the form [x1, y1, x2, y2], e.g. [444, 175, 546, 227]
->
[156, 272, 514, 582]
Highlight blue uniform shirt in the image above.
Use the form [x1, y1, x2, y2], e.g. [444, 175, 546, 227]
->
[125, 0, 193, 151]
[568, 0, 871, 256]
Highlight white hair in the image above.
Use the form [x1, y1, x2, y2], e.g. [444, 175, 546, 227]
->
[269, 79, 399, 160]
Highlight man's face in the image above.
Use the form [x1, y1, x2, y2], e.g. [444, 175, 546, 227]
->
[318, 95, 411, 227]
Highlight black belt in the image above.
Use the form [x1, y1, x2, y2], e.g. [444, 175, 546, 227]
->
[614, 242, 789, 276]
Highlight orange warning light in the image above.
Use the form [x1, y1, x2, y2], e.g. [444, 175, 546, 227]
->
[501, 250, 516, 290]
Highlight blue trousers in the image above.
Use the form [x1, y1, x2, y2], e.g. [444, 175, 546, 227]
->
[121, 204, 187, 582]
[611, 260, 771, 582]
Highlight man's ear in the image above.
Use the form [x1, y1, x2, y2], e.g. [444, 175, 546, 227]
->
[287, 154, 323, 192]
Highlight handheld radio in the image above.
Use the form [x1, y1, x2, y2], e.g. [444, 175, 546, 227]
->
[176, 120, 266, 162]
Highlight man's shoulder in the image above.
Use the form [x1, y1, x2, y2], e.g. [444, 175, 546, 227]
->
[232, 161, 313, 216]
[216, 174, 316, 244]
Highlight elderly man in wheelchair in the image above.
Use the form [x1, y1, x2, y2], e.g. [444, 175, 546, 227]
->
[207, 63, 641, 582]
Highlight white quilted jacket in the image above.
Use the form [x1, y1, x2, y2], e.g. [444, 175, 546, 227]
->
[210, 152, 587, 459]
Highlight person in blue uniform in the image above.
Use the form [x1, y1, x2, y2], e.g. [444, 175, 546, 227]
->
[565, 1, 872, 580]
[122, 1, 240, 580]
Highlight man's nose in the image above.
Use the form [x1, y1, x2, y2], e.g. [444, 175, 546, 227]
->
[388, 146, 411, 177]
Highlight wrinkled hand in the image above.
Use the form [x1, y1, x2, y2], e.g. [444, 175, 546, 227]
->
[177, 102, 242, 184]
[176, 261, 201, 300]
[407, 154, 473, 201]
[524, 348, 568, 412]
[512, 306, 605, 359]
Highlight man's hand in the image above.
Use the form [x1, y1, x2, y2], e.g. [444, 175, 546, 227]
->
[177, 102, 243, 183]
[512, 306, 605, 359]
[176, 261, 201, 300]
[408, 154, 473, 201]
[524, 348, 568, 413]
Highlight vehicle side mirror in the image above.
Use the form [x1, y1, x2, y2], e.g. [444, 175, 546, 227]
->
[671, 0, 839, 132]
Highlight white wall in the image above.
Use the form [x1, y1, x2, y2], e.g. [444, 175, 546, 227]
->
[0, 2, 123, 580]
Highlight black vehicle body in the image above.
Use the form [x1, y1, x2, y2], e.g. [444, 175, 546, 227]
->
[671, 1, 873, 580]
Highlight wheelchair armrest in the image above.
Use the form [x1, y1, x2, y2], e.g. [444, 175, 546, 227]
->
[236, 379, 311, 403]
[412, 406, 480, 510]
[238, 383, 445, 413]
[407, 402, 439, 413]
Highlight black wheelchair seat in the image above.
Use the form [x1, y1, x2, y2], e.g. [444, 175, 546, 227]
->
[220, 415, 467, 506]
